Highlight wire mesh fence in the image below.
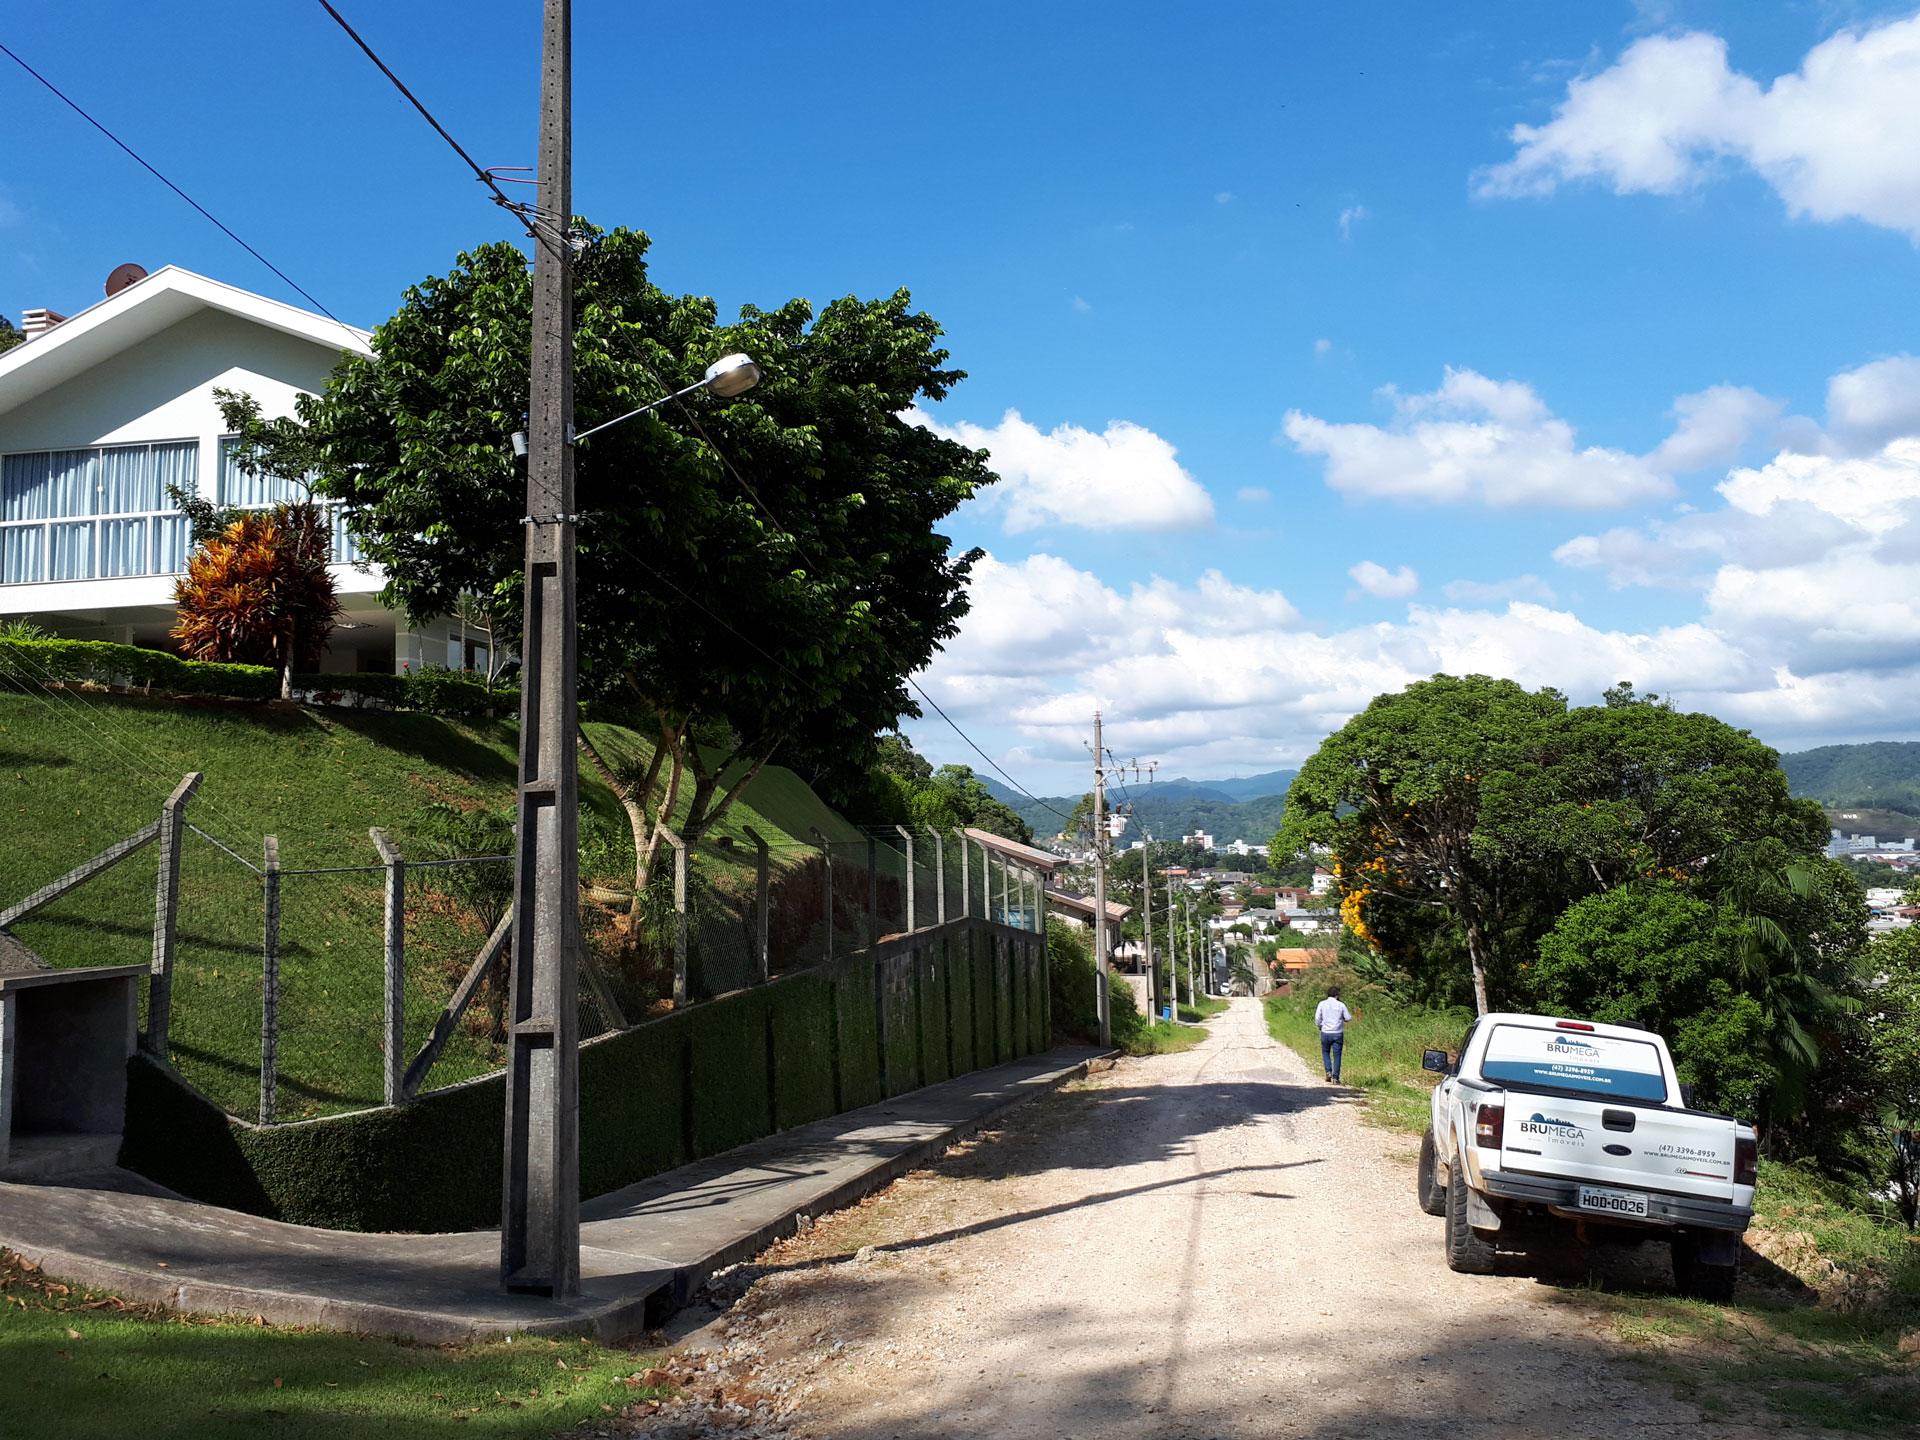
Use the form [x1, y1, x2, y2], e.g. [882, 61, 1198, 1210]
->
[0, 788, 1053, 1125]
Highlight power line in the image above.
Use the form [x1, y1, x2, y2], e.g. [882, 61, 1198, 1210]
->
[0, 40, 352, 330]
[297, 10, 1071, 830]
[312, 1, 567, 253]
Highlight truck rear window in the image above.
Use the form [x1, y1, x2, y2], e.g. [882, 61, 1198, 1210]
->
[1480, 1024, 1668, 1102]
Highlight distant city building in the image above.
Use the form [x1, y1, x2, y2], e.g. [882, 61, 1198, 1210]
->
[1182, 830, 1216, 850]
[1310, 867, 1335, 897]
[1223, 838, 1259, 857]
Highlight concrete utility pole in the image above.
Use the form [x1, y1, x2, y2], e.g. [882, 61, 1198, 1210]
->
[1185, 897, 1196, 1007]
[502, 0, 580, 1299]
[1091, 710, 1111, 1047]
[1140, 830, 1156, 1021]
[1165, 874, 1178, 1017]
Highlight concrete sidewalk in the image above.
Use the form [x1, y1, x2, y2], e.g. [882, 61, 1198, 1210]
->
[0, 1045, 1107, 1342]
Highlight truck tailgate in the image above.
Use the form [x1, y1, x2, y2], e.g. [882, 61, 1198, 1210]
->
[1500, 1094, 1737, 1202]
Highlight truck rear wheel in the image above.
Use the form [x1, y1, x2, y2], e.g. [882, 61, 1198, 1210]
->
[1444, 1161, 1498, 1274]
[1671, 1235, 1738, 1302]
[1417, 1129, 1448, 1216]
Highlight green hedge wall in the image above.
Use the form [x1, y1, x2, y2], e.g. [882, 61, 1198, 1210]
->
[995, 940, 1015, 1063]
[832, 961, 882, 1110]
[972, 936, 996, 1067]
[769, 972, 837, 1130]
[688, 988, 773, 1158]
[948, 937, 976, 1075]
[0, 635, 512, 717]
[880, 957, 919, 1099]
[120, 925, 1056, 1233]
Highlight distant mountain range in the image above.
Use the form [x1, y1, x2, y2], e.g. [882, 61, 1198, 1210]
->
[979, 770, 1298, 847]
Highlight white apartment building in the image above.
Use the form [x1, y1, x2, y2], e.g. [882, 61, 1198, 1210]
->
[0, 265, 467, 673]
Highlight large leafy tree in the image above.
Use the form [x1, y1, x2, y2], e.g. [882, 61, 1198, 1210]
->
[1275, 674, 1569, 1013]
[224, 226, 994, 920]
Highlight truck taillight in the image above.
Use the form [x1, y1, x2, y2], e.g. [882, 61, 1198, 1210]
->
[1734, 1134, 1758, 1188]
[1555, 1020, 1595, 1031]
[1475, 1102, 1505, 1149]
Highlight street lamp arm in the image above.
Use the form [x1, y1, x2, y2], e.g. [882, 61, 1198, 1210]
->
[569, 375, 711, 444]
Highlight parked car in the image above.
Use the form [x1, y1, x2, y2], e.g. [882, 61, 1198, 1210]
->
[1416, 1012, 1757, 1300]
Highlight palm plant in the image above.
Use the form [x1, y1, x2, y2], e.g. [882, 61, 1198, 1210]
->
[172, 503, 341, 698]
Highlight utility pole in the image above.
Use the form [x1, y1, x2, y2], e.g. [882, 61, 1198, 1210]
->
[502, 0, 579, 1298]
[1140, 829, 1156, 1021]
[1165, 874, 1178, 1017]
[1091, 710, 1111, 1047]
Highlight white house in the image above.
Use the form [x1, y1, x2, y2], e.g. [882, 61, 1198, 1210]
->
[0, 264, 467, 673]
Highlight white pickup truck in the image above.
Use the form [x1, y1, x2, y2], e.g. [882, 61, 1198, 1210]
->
[1416, 1012, 1757, 1300]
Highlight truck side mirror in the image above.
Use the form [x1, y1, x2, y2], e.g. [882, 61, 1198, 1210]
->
[1421, 1048, 1450, 1074]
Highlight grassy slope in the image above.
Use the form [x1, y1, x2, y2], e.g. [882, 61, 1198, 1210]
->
[1263, 989, 1920, 1430]
[0, 1248, 667, 1440]
[0, 690, 861, 1119]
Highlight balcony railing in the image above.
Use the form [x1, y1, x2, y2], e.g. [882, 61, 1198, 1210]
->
[0, 508, 365, 585]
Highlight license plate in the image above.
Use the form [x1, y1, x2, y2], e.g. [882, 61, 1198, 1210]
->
[1577, 1185, 1649, 1218]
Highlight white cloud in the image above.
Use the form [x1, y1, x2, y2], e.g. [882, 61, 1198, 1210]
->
[1236, 485, 1271, 503]
[1348, 560, 1420, 599]
[1283, 366, 1675, 508]
[912, 552, 1872, 782]
[911, 407, 1215, 533]
[1215, 191, 1235, 205]
[1476, 17, 1920, 241]
[1338, 204, 1369, 240]
[1442, 574, 1556, 603]
[1648, 385, 1783, 472]
[1071, 294, 1093, 314]
[1313, 337, 1333, 357]
[1826, 354, 1920, 451]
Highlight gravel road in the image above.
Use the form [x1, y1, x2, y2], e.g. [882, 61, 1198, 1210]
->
[605, 998, 1795, 1439]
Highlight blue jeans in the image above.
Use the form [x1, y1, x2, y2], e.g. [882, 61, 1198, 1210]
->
[1320, 1031, 1344, 1080]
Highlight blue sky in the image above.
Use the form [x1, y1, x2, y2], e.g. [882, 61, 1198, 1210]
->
[8, 2, 1920, 793]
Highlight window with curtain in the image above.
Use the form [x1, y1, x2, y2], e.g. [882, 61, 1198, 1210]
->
[0, 440, 199, 583]
[218, 437, 307, 508]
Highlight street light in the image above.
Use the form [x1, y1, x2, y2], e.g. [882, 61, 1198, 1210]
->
[568, 353, 761, 444]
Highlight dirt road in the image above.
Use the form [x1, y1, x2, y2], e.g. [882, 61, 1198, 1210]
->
[616, 999, 1786, 1439]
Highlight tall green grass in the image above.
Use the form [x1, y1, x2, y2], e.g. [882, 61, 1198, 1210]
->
[1263, 988, 1473, 1132]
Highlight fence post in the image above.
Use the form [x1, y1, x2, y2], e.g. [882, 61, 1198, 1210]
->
[147, 771, 202, 1059]
[953, 827, 970, 918]
[662, 826, 690, 1005]
[808, 827, 833, 962]
[741, 825, 771, 982]
[370, 828, 405, 1106]
[895, 825, 916, 934]
[260, 835, 280, 1126]
[926, 826, 945, 926]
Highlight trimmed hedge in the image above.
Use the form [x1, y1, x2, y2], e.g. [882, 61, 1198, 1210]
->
[972, 936, 996, 1067]
[995, 939, 1015, 1063]
[120, 924, 1053, 1232]
[2, 636, 275, 700]
[0, 635, 512, 716]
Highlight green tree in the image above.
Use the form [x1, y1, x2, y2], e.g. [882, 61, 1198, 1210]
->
[1861, 926, 1920, 1227]
[222, 227, 995, 923]
[1275, 674, 1568, 1013]
[0, 317, 24, 355]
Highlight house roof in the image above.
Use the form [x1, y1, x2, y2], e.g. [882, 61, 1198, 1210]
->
[964, 827, 1066, 873]
[1045, 889, 1131, 922]
[0, 265, 371, 419]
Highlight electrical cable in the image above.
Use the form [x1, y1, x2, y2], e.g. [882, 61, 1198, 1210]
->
[0, 40, 359, 337]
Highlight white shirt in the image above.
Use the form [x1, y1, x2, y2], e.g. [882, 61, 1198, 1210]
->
[1314, 998, 1353, 1035]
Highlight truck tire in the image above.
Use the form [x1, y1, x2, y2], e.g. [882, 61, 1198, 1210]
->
[1671, 1236, 1738, 1303]
[1417, 1129, 1448, 1216]
[1444, 1160, 1498, 1274]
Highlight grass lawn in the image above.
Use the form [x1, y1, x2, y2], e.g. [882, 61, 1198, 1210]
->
[0, 1249, 669, 1440]
[1261, 987, 1920, 1430]
[0, 689, 862, 1119]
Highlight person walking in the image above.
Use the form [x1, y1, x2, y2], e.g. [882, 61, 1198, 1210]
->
[1314, 986, 1354, 1083]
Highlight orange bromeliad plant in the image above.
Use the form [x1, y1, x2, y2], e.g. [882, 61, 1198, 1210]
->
[172, 503, 341, 696]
